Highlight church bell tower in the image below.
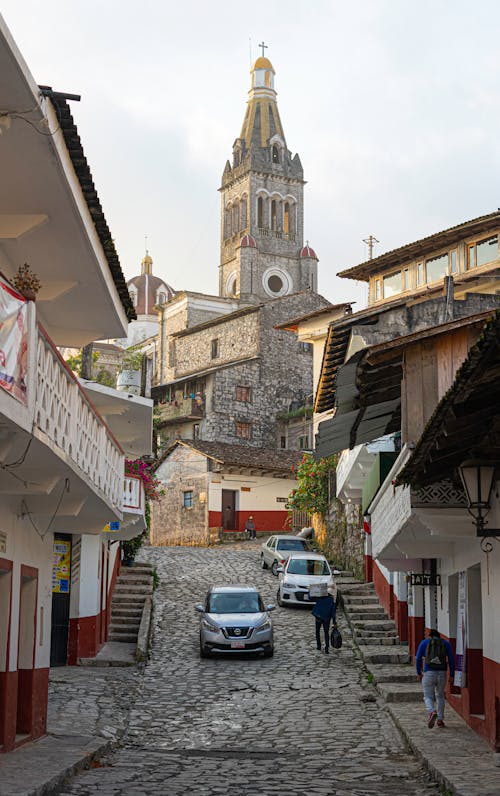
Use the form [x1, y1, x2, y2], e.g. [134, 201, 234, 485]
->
[219, 52, 319, 302]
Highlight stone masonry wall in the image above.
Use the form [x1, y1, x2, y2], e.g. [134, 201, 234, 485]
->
[173, 311, 260, 378]
[150, 446, 209, 546]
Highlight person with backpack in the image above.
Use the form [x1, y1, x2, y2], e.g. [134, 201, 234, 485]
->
[416, 628, 455, 728]
[311, 583, 337, 654]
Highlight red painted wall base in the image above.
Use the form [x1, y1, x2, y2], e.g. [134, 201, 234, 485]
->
[372, 562, 394, 619]
[209, 510, 289, 533]
[0, 667, 48, 753]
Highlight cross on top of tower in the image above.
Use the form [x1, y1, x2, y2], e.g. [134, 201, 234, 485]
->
[258, 41, 268, 57]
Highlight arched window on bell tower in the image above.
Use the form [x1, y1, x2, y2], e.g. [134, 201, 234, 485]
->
[284, 203, 290, 235]
[240, 197, 247, 230]
[272, 144, 280, 163]
[258, 196, 264, 229]
[271, 199, 277, 231]
[224, 205, 232, 239]
[233, 204, 239, 235]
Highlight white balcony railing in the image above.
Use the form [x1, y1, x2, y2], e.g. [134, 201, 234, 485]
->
[36, 324, 124, 511]
[123, 474, 145, 514]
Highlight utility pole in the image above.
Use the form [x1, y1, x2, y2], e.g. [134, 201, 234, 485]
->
[363, 235, 379, 260]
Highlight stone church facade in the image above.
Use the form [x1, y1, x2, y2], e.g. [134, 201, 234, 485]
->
[152, 54, 331, 458]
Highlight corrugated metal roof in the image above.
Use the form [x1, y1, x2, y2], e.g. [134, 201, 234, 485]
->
[338, 211, 500, 282]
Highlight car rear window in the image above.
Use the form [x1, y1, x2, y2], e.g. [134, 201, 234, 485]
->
[277, 539, 306, 551]
[287, 559, 331, 576]
[208, 592, 262, 613]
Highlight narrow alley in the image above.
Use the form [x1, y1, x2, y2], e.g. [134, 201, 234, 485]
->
[55, 544, 438, 796]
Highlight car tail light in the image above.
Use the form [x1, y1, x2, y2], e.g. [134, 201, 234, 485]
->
[280, 559, 286, 565]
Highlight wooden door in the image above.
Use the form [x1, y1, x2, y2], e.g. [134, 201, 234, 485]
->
[222, 490, 237, 530]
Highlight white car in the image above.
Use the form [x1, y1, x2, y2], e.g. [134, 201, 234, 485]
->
[276, 552, 336, 607]
[260, 534, 310, 576]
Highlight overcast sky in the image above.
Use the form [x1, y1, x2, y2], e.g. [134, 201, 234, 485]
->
[3, 1, 500, 307]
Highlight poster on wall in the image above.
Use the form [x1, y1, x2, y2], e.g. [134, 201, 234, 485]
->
[0, 279, 28, 405]
[454, 570, 468, 688]
[52, 539, 71, 594]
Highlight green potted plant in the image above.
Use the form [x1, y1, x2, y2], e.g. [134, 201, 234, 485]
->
[122, 530, 147, 567]
[13, 263, 42, 301]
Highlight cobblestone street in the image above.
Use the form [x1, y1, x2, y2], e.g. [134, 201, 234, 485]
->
[58, 544, 439, 796]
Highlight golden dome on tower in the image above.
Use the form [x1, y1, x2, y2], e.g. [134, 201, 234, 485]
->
[252, 56, 274, 71]
[142, 253, 153, 267]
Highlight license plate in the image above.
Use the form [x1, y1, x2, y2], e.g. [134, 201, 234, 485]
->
[231, 641, 245, 649]
[302, 594, 310, 601]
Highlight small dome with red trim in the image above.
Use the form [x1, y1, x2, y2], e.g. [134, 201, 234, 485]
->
[300, 243, 318, 259]
[240, 234, 257, 248]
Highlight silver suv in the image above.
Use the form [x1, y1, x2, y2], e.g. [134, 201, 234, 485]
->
[196, 585, 275, 658]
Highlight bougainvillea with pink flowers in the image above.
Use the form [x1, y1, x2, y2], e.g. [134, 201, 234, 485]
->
[286, 453, 338, 516]
[125, 459, 164, 501]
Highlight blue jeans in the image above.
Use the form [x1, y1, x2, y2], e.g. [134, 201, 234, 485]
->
[315, 618, 330, 650]
[422, 671, 447, 719]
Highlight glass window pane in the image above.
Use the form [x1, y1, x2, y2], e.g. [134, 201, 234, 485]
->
[476, 236, 498, 267]
[450, 250, 457, 273]
[402, 268, 410, 290]
[382, 271, 402, 298]
[468, 245, 475, 269]
[417, 263, 424, 285]
[425, 253, 448, 283]
[375, 280, 381, 300]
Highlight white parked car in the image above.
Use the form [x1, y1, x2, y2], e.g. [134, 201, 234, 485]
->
[276, 552, 337, 607]
[260, 534, 310, 576]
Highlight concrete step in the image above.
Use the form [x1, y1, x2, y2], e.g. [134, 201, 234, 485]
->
[114, 584, 152, 595]
[358, 645, 411, 664]
[344, 596, 380, 605]
[367, 664, 417, 684]
[341, 585, 375, 595]
[356, 636, 400, 646]
[109, 615, 141, 627]
[347, 608, 387, 619]
[108, 630, 138, 643]
[355, 628, 399, 638]
[111, 607, 143, 618]
[116, 572, 153, 585]
[377, 682, 422, 703]
[120, 566, 153, 576]
[351, 620, 396, 631]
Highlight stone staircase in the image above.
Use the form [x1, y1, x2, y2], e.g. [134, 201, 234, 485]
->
[340, 581, 422, 703]
[108, 562, 154, 644]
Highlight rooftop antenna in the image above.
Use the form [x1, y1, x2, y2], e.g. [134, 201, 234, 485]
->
[363, 235, 379, 260]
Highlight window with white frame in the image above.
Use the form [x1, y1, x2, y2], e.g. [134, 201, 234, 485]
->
[468, 235, 498, 269]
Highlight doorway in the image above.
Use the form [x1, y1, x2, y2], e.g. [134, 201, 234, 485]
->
[50, 534, 72, 667]
[222, 490, 237, 530]
[0, 560, 13, 747]
[16, 566, 38, 736]
[467, 564, 484, 715]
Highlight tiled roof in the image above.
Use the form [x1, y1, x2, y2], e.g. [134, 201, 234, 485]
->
[158, 439, 303, 474]
[338, 210, 500, 282]
[41, 87, 136, 322]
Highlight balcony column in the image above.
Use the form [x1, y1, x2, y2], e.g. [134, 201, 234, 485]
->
[407, 582, 424, 660]
[393, 572, 409, 643]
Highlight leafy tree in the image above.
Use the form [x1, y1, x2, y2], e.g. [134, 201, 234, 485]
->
[286, 453, 338, 517]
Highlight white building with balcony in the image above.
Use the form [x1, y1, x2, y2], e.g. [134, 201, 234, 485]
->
[0, 16, 139, 752]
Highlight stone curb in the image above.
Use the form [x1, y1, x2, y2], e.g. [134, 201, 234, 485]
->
[0, 735, 112, 796]
[136, 594, 152, 662]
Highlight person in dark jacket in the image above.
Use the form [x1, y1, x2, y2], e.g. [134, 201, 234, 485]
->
[245, 516, 256, 539]
[416, 628, 455, 728]
[311, 584, 337, 654]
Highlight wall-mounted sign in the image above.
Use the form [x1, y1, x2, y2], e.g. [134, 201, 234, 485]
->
[410, 573, 441, 587]
[52, 538, 71, 593]
[0, 530, 6, 554]
[103, 521, 121, 532]
[276, 497, 287, 503]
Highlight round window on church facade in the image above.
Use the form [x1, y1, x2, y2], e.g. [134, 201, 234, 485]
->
[262, 267, 292, 298]
[267, 274, 283, 293]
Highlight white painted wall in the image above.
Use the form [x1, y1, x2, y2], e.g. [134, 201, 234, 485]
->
[208, 473, 295, 512]
[2, 511, 53, 672]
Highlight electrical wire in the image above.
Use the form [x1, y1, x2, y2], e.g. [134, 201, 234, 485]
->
[21, 477, 70, 540]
